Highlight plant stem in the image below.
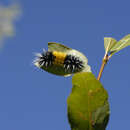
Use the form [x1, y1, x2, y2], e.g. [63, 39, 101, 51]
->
[97, 55, 109, 81]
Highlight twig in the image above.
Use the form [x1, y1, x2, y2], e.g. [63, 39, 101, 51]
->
[97, 55, 109, 81]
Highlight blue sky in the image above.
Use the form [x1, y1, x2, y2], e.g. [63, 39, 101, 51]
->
[0, 0, 130, 130]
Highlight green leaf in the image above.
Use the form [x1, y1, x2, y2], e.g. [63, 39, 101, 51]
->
[110, 34, 130, 55]
[48, 42, 72, 52]
[104, 37, 117, 54]
[67, 72, 110, 130]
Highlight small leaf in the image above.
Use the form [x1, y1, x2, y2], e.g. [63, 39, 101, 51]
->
[67, 72, 110, 130]
[48, 42, 71, 52]
[110, 34, 130, 55]
[104, 37, 117, 54]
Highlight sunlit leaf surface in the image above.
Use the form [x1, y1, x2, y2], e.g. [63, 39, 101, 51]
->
[68, 72, 110, 130]
[104, 37, 117, 54]
[110, 34, 130, 55]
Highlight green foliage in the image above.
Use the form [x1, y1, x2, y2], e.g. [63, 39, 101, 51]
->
[48, 42, 71, 52]
[35, 34, 130, 129]
[104, 37, 117, 54]
[67, 72, 110, 130]
[104, 34, 130, 57]
[110, 34, 130, 55]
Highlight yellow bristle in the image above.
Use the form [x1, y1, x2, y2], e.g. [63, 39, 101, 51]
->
[53, 51, 67, 66]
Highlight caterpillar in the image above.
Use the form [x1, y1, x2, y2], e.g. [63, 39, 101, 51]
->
[34, 50, 84, 73]
[34, 42, 91, 76]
